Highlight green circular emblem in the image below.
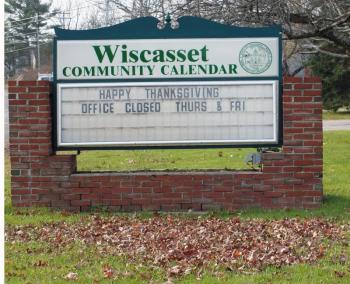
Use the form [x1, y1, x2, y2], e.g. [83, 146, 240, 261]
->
[239, 42, 272, 74]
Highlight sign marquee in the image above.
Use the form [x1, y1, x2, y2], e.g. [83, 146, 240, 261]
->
[54, 16, 282, 149]
[56, 38, 279, 80]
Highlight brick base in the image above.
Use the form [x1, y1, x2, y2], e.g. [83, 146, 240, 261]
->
[8, 78, 323, 211]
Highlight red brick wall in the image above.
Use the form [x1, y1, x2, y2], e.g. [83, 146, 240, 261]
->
[8, 78, 323, 211]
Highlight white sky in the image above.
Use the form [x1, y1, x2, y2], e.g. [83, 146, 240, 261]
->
[7, 0, 148, 31]
[49, 0, 125, 29]
[50, 0, 101, 29]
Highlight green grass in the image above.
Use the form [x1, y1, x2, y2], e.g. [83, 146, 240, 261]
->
[323, 111, 350, 120]
[5, 242, 166, 283]
[77, 148, 254, 172]
[5, 239, 350, 283]
[5, 131, 350, 283]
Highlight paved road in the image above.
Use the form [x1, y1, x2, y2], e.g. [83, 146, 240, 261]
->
[323, 120, 350, 131]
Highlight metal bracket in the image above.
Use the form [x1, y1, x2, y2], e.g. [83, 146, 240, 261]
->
[244, 152, 262, 170]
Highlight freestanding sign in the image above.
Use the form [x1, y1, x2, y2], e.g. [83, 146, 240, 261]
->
[10, 17, 324, 212]
[54, 16, 282, 149]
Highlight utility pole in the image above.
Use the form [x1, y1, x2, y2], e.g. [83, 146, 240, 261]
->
[105, 0, 110, 26]
[36, 13, 40, 77]
[59, 12, 72, 29]
[61, 12, 66, 28]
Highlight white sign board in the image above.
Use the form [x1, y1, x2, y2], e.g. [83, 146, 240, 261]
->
[56, 38, 279, 80]
[57, 81, 279, 147]
[54, 17, 282, 149]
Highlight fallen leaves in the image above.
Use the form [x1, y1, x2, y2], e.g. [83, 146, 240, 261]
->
[167, 265, 182, 277]
[5, 216, 349, 278]
[102, 265, 114, 279]
[64, 272, 78, 280]
[33, 260, 48, 267]
[334, 270, 346, 278]
[339, 254, 347, 264]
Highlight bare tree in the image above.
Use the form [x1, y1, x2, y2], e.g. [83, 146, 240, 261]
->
[55, 0, 350, 58]
[171, 0, 350, 57]
[108, 0, 168, 19]
[52, 0, 83, 29]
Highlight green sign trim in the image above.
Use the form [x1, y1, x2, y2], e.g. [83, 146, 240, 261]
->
[53, 16, 283, 151]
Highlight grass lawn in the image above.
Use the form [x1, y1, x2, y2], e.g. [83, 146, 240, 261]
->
[323, 111, 350, 120]
[5, 131, 350, 283]
[77, 148, 253, 172]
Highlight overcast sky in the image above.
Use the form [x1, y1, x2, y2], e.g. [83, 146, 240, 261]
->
[49, 0, 102, 29]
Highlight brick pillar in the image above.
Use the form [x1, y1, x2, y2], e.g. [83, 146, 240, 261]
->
[262, 77, 323, 208]
[8, 81, 76, 208]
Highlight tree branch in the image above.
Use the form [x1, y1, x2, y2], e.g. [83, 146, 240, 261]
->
[286, 10, 350, 49]
[302, 43, 349, 58]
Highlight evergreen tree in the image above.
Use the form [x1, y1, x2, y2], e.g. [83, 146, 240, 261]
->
[308, 54, 350, 112]
[5, 0, 55, 77]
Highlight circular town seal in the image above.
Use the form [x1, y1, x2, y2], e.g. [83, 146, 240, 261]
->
[239, 42, 272, 74]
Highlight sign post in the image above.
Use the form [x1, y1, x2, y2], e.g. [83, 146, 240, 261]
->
[54, 16, 282, 150]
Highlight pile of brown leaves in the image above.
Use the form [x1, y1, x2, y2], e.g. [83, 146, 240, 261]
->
[6, 216, 348, 276]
